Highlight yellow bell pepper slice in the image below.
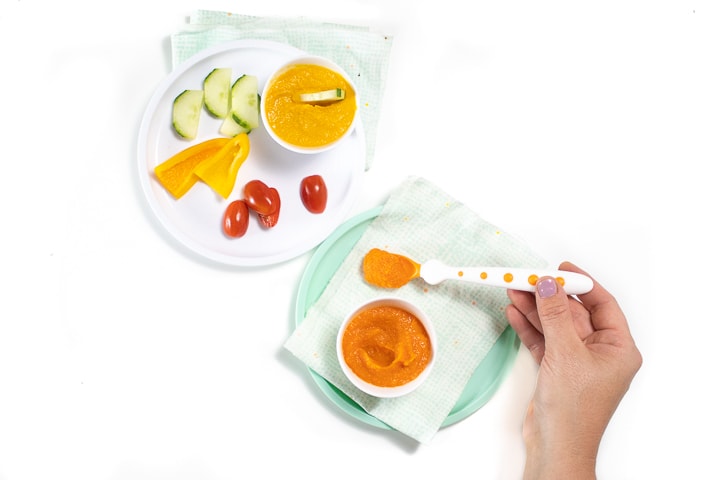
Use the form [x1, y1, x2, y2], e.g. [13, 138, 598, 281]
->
[154, 137, 231, 199]
[193, 133, 251, 199]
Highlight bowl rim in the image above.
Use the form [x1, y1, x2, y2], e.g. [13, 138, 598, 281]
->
[336, 296, 437, 398]
[260, 55, 359, 154]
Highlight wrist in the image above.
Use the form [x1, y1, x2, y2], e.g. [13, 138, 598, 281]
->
[523, 434, 599, 480]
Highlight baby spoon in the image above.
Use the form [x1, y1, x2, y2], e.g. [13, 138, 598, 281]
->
[363, 248, 593, 295]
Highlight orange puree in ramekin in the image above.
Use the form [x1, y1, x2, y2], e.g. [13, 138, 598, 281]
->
[263, 62, 357, 150]
[341, 304, 433, 388]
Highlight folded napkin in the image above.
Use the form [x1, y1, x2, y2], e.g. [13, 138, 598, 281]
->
[170, 10, 394, 170]
[284, 177, 547, 443]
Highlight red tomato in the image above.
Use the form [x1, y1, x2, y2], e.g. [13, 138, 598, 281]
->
[244, 180, 278, 216]
[258, 187, 281, 228]
[223, 200, 250, 238]
[300, 175, 327, 214]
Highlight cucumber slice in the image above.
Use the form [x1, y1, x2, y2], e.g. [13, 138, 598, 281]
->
[297, 88, 346, 104]
[228, 75, 259, 130]
[219, 114, 250, 137]
[203, 68, 232, 117]
[172, 89, 204, 139]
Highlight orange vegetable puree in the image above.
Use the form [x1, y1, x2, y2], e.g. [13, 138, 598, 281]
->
[341, 305, 432, 388]
[363, 248, 419, 288]
[264, 64, 356, 147]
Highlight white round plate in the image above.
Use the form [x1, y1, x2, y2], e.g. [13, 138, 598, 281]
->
[137, 40, 366, 266]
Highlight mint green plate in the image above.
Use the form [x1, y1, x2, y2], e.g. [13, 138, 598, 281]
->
[293, 207, 521, 430]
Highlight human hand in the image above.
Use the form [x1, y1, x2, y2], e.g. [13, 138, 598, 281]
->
[505, 262, 642, 479]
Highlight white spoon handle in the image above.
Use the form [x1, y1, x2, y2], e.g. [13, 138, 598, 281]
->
[419, 260, 593, 295]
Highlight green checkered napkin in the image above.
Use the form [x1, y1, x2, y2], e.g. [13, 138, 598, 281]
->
[170, 10, 393, 170]
[284, 177, 547, 443]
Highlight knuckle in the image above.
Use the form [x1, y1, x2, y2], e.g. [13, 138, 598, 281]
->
[538, 300, 569, 323]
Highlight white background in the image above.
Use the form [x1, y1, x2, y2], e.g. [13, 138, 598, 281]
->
[1, 0, 718, 478]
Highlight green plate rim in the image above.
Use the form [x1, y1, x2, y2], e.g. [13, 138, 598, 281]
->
[293, 206, 520, 430]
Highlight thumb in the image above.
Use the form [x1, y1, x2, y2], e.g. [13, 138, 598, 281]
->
[535, 277, 580, 352]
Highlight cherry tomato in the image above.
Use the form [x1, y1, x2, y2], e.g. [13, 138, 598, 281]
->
[300, 175, 327, 214]
[258, 187, 281, 228]
[244, 180, 278, 216]
[223, 200, 250, 238]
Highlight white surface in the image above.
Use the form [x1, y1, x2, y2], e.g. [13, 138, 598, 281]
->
[1, 0, 718, 479]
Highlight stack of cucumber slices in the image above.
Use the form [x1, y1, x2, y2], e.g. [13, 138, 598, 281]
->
[172, 67, 260, 139]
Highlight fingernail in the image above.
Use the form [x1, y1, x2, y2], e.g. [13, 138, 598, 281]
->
[537, 277, 557, 298]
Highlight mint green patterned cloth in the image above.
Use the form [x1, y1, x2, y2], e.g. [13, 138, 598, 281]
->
[170, 10, 393, 170]
[284, 177, 547, 443]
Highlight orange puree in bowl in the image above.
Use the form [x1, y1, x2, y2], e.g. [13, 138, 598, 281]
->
[264, 64, 356, 148]
[341, 305, 433, 388]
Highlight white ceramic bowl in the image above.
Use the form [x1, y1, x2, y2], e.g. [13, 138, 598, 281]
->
[336, 297, 436, 398]
[260, 55, 359, 154]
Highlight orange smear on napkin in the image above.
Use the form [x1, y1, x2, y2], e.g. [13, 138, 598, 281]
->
[363, 248, 421, 288]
